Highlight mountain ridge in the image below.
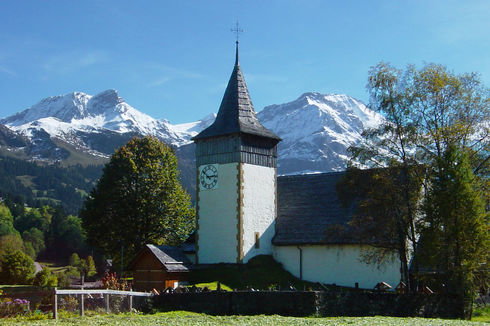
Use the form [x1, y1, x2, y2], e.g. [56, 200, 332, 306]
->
[0, 89, 382, 178]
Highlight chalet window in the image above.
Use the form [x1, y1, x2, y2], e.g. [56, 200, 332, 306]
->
[255, 232, 260, 249]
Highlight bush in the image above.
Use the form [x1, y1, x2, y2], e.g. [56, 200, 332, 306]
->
[33, 268, 57, 287]
[0, 250, 35, 284]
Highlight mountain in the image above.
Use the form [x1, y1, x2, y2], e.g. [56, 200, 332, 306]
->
[0, 90, 382, 201]
[258, 92, 382, 174]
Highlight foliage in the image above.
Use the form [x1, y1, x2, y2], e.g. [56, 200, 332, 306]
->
[421, 146, 489, 314]
[56, 266, 80, 288]
[101, 272, 129, 290]
[0, 250, 35, 284]
[46, 209, 88, 259]
[22, 227, 45, 259]
[68, 253, 80, 268]
[348, 63, 489, 303]
[32, 268, 57, 287]
[81, 136, 195, 260]
[337, 167, 423, 275]
[0, 203, 17, 237]
[86, 255, 97, 278]
[0, 234, 24, 259]
[0, 155, 103, 215]
[0, 297, 30, 318]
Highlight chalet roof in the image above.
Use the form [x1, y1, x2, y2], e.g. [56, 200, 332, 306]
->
[145, 244, 192, 272]
[273, 172, 361, 246]
[193, 43, 280, 141]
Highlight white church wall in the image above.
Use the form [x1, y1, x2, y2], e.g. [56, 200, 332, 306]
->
[197, 163, 239, 263]
[273, 245, 400, 289]
[241, 164, 276, 262]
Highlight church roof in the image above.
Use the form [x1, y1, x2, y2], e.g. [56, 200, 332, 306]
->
[273, 172, 361, 246]
[193, 43, 280, 141]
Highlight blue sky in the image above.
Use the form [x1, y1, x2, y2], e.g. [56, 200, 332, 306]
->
[1, 0, 489, 124]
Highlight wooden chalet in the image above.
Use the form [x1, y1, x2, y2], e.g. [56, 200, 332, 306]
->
[128, 244, 192, 291]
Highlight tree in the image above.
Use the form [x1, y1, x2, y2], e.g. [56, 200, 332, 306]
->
[0, 203, 17, 237]
[69, 253, 81, 267]
[349, 63, 489, 304]
[81, 136, 195, 261]
[22, 228, 46, 259]
[421, 146, 489, 318]
[0, 250, 35, 284]
[33, 268, 57, 287]
[85, 256, 97, 278]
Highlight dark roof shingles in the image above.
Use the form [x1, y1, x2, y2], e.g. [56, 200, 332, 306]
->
[146, 244, 192, 272]
[273, 172, 360, 246]
[193, 61, 279, 141]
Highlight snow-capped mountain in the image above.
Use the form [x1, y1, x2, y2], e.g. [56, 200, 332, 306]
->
[258, 92, 382, 174]
[0, 90, 382, 179]
[1, 90, 190, 149]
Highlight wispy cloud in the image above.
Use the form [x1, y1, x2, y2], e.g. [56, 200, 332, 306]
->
[146, 64, 204, 88]
[42, 50, 108, 75]
[0, 65, 16, 77]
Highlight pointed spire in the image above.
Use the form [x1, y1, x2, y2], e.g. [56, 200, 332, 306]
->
[193, 43, 280, 141]
[235, 41, 239, 66]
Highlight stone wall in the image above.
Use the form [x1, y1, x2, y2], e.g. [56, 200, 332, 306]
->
[151, 291, 462, 319]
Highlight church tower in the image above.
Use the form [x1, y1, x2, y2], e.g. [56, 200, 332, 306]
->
[193, 42, 281, 264]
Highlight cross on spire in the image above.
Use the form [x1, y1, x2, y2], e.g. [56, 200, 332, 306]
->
[231, 21, 243, 44]
[231, 22, 243, 65]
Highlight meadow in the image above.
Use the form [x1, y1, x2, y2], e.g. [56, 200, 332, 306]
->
[3, 311, 489, 325]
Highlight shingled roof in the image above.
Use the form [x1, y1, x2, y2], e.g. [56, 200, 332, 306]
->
[193, 43, 280, 141]
[273, 172, 361, 246]
[144, 244, 192, 272]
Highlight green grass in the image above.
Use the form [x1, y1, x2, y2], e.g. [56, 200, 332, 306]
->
[190, 282, 233, 291]
[188, 255, 320, 291]
[472, 305, 490, 323]
[3, 311, 488, 325]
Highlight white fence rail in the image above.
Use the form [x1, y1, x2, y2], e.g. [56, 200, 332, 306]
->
[53, 288, 153, 319]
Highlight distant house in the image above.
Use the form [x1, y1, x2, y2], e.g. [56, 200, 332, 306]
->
[128, 244, 192, 291]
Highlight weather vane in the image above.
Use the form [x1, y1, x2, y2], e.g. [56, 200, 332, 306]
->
[231, 21, 243, 43]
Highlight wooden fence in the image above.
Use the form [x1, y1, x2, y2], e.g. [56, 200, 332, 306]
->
[53, 288, 153, 319]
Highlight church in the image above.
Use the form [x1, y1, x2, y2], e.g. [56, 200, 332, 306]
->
[191, 42, 401, 289]
[130, 43, 401, 291]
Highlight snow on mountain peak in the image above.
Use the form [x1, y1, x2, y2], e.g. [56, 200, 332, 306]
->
[257, 93, 383, 174]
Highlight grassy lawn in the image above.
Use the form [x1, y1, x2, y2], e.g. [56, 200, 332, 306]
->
[3, 311, 488, 325]
[189, 255, 320, 291]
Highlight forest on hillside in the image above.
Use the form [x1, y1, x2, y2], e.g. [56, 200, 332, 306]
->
[0, 156, 103, 214]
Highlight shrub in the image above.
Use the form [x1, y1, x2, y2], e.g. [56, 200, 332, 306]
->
[33, 268, 58, 287]
[0, 250, 35, 284]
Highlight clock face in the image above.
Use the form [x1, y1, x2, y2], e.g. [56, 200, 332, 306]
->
[200, 164, 218, 190]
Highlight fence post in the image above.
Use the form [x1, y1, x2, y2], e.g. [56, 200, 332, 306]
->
[53, 288, 58, 320]
[105, 290, 110, 313]
[129, 289, 133, 312]
[79, 292, 84, 317]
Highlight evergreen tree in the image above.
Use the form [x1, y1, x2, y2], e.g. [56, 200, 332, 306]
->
[349, 62, 489, 302]
[86, 255, 97, 277]
[69, 253, 81, 267]
[80, 136, 195, 261]
[422, 146, 489, 317]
